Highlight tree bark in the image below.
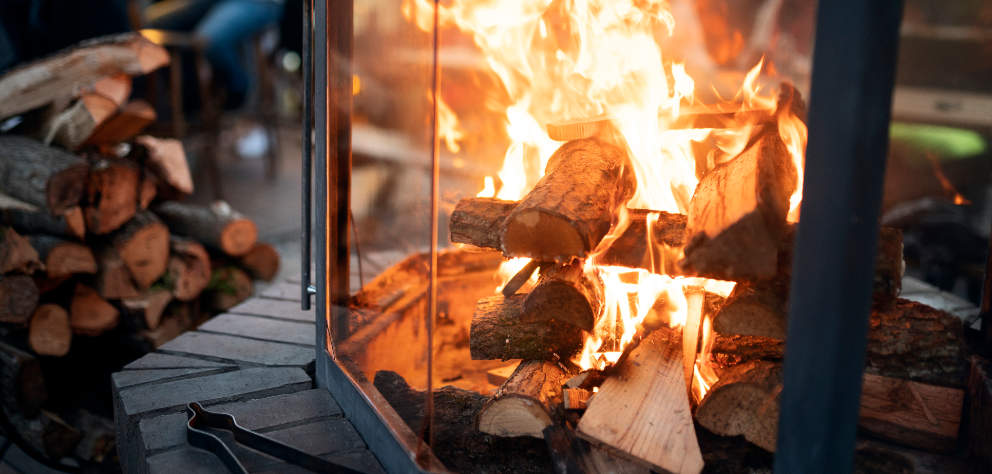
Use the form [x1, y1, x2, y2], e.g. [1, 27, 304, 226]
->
[109, 211, 170, 289]
[28, 235, 96, 278]
[1, 206, 85, 240]
[238, 242, 279, 281]
[502, 138, 635, 261]
[134, 135, 193, 195]
[0, 340, 47, 416]
[450, 197, 515, 249]
[0, 136, 89, 214]
[477, 360, 577, 438]
[69, 283, 119, 336]
[154, 200, 258, 256]
[470, 294, 584, 361]
[168, 237, 211, 301]
[28, 304, 72, 356]
[1, 226, 42, 274]
[0, 275, 40, 324]
[712, 282, 789, 339]
[84, 157, 140, 234]
[522, 261, 603, 331]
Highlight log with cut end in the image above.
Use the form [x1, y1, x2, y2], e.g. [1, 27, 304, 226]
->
[95, 247, 139, 299]
[122, 289, 172, 330]
[28, 235, 96, 278]
[576, 326, 704, 474]
[562, 388, 592, 410]
[84, 158, 140, 234]
[501, 138, 635, 261]
[238, 242, 280, 281]
[1, 206, 85, 240]
[0, 275, 40, 324]
[0, 341, 47, 416]
[83, 99, 156, 148]
[859, 373, 963, 452]
[470, 294, 583, 361]
[154, 201, 258, 256]
[206, 266, 252, 311]
[682, 133, 796, 280]
[168, 237, 211, 301]
[0, 136, 89, 214]
[522, 260, 603, 331]
[110, 211, 170, 288]
[477, 360, 577, 438]
[712, 282, 789, 339]
[70, 283, 119, 336]
[1, 226, 42, 274]
[449, 197, 515, 249]
[0, 33, 167, 120]
[40, 93, 118, 149]
[28, 304, 71, 356]
[695, 360, 782, 452]
[134, 135, 193, 195]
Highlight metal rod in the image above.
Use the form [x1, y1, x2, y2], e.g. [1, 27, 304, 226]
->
[775, 1, 904, 472]
[328, 0, 353, 344]
[301, 0, 313, 311]
[313, 0, 329, 364]
[423, 0, 441, 457]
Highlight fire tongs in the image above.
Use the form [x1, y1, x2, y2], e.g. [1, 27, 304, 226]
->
[185, 402, 363, 474]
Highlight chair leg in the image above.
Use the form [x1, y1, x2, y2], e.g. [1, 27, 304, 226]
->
[195, 49, 223, 200]
[253, 38, 280, 181]
[169, 52, 187, 138]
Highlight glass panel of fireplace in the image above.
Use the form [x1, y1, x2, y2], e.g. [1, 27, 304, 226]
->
[299, 1, 931, 473]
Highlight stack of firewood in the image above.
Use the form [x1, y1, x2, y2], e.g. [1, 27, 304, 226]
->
[447, 84, 970, 471]
[0, 33, 280, 461]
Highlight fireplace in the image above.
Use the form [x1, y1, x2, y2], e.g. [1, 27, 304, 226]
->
[301, 1, 983, 472]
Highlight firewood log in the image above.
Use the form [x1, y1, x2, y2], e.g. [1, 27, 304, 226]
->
[205, 266, 252, 311]
[168, 237, 211, 301]
[154, 201, 258, 257]
[695, 361, 782, 452]
[69, 283, 119, 336]
[6, 409, 82, 460]
[108, 211, 170, 289]
[1, 205, 86, 240]
[84, 158, 140, 234]
[0, 33, 167, 120]
[238, 242, 280, 281]
[0, 340, 47, 416]
[712, 282, 789, 339]
[522, 261, 603, 331]
[968, 357, 992, 472]
[28, 235, 96, 279]
[501, 138, 635, 261]
[1, 226, 42, 274]
[122, 289, 172, 330]
[470, 295, 583, 361]
[90, 74, 133, 106]
[39, 94, 118, 149]
[95, 246, 140, 299]
[594, 209, 686, 274]
[134, 135, 193, 195]
[82, 99, 156, 148]
[28, 304, 71, 356]
[682, 133, 796, 280]
[477, 360, 577, 438]
[450, 197, 515, 249]
[139, 173, 158, 209]
[0, 275, 40, 324]
[0, 136, 89, 214]
[562, 388, 592, 410]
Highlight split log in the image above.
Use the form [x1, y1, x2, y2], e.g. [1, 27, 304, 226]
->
[139, 173, 158, 209]
[449, 197, 515, 249]
[1, 226, 42, 274]
[858, 373, 963, 452]
[487, 363, 520, 386]
[695, 360, 782, 452]
[562, 388, 592, 410]
[1, 206, 85, 240]
[109, 211, 170, 288]
[501, 138, 635, 261]
[28, 235, 96, 278]
[522, 261, 603, 331]
[594, 209, 686, 274]
[40, 94, 118, 149]
[967, 357, 992, 472]
[577, 326, 704, 474]
[0, 33, 167, 120]
[501, 259, 539, 297]
[90, 74, 133, 106]
[0, 340, 47, 416]
[95, 247, 140, 299]
[0, 275, 40, 324]
[546, 116, 613, 141]
[470, 295, 583, 361]
[28, 304, 72, 356]
[69, 284, 119, 336]
[168, 237, 211, 301]
[205, 266, 252, 311]
[84, 158, 140, 234]
[0, 136, 89, 213]
[477, 360, 577, 438]
[6, 409, 82, 460]
[134, 135, 193, 195]
[682, 133, 796, 280]
[154, 201, 258, 256]
[82, 99, 156, 148]
[238, 242, 280, 281]
[122, 289, 172, 330]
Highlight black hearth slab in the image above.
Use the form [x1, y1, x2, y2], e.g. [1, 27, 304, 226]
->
[2, 443, 64, 474]
[123, 352, 238, 370]
[113, 367, 234, 388]
[197, 313, 315, 346]
[158, 331, 315, 367]
[228, 297, 315, 323]
[146, 447, 384, 474]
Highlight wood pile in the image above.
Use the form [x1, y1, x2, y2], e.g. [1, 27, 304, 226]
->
[0, 33, 281, 465]
[446, 84, 972, 472]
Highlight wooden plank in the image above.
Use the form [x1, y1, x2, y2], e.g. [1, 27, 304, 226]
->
[859, 373, 963, 452]
[577, 327, 703, 473]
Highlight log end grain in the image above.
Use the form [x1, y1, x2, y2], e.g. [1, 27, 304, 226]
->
[503, 209, 587, 261]
[117, 218, 170, 289]
[69, 284, 119, 336]
[695, 360, 782, 452]
[478, 396, 554, 438]
[219, 218, 258, 257]
[0, 275, 40, 324]
[28, 304, 71, 356]
[239, 242, 279, 281]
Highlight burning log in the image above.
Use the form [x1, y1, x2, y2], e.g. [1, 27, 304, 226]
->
[1, 206, 86, 240]
[712, 282, 789, 339]
[501, 138, 635, 261]
[154, 201, 258, 257]
[594, 209, 686, 274]
[695, 361, 782, 452]
[1, 226, 42, 274]
[28, 235, 96, 279]
[28, 304, 72, 356]
[0, 136, 89, 214]
[450, 197, 515, 249]
[168, 237, 211, 301]
[122, 289, 172, 330]
[109, 211, 170, 289]
[0, 341, 47, 416]
[0, 275, 40, 324]
[543, 424, 649, 474]
[477, 360, 577, 438]
[577, 326, 704, 473]
[84, 158, 140, 234]
[69, 283, 119, 336]
[562, 388, 592, 410]
[238, 242, 280, 281]
[95, 247, 139, 299]
[522, 261, 603, 331]
[470, 295, 584, 361]
[681, 133, 796, 281]
[134, 135, 193, 196]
